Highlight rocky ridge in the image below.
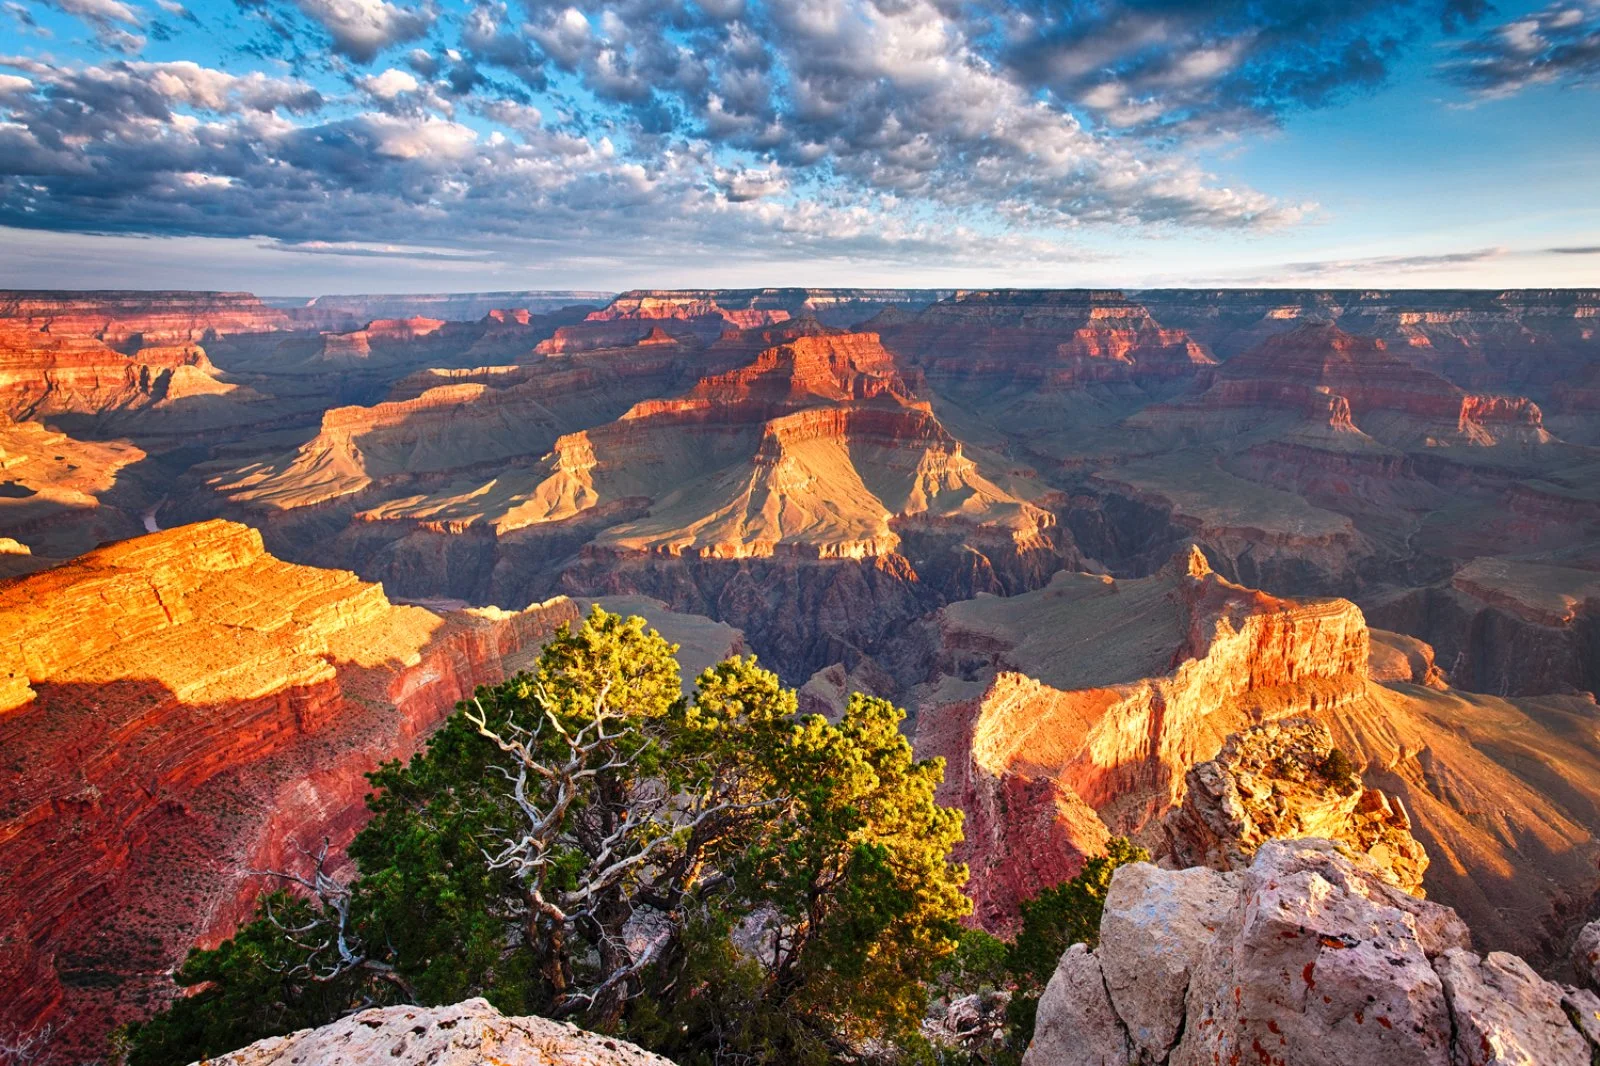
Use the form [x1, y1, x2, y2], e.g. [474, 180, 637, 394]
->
[1024, 839, 1600, 1066]
[0, 520, 581, 1059]
[200, 998, 674, 1066]
[909, 546, 1600, 957]
[1161, 717, 1429, 895]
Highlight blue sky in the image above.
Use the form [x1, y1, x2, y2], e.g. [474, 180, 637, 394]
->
[1, 0, 1597, 293]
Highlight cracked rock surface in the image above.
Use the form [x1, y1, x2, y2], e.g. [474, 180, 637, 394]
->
[196, 998, 676, 1066]
[1024, 839, 1600, 1066]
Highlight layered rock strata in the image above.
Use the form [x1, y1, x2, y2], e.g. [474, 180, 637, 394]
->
[1024, 839, 1600, 1066]
[1134, 322, 1551, 450]
[0, 520, 580, 1059]
[0, 411, 147, 558]
[0, 290, 292, 348]
[911, 547, 1600, 957]
[912, 546, 1371, 928]
[202, 328, 1074, 681]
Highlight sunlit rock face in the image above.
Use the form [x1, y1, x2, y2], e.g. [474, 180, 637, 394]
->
[1025, 840, 1600, 1066]
[190, 323, 1077, 681]
[909, 546, 1600, 959]
[0, 520, 580, 1060]
[0, 291, 294, 349]
[1160, 717, 1430, 896]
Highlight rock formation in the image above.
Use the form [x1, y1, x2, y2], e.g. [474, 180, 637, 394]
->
[910, 546, 1600, 958]
[1369, 557, 1600, 697]
[201, 998, 674, 1066]
[1161, 718, 1429, 895]
[537, 288, 947, 353]
[0, 411, 147, 559]
[0, 520, 581, 1059]
[196, 325, 1076, 680]
[263, 289, 613, 324]
[1024, 839, 1600, 1066]
[911, 546, 1372, 928]
[0, 290, 293, 348]
[1138, 322, 1552, 450]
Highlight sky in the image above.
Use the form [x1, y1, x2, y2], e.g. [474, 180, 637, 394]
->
[0, 0, 1597, 293]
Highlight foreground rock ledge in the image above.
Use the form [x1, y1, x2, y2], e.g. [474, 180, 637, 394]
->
[193, 998, 674, 1066]
[1024, 839, 1600, 1066]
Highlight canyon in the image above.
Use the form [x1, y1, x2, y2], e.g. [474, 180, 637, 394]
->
[0, 520, 584, 1057]
[2, 286, 1599, 1057]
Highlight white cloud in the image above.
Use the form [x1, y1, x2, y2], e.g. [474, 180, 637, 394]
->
[359, 67, 419, 99]
[44, 0, 139, 25]
[292, 0, 435, 63]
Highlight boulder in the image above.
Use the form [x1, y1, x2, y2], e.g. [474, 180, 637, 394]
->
[195, 998, 674, 1065]
[1571, 919, 1600, 991]
[1022, 944, 1132, 1066]
[1435, 949, 1591, 1066]
[1098, 863, 1238, 1061]
[1025, 839, 1600, 1066]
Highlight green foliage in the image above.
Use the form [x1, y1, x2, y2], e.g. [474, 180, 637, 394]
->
[938, 928, 1011, 995]
[1003, 837, 1150, 1051]
[1008, 837, 1148, 984]
[731, 692, 972, 1045]
[119, 893, 372, 1066]
[1318, 747, 1360, 793]
[122, 608, 972, 1066]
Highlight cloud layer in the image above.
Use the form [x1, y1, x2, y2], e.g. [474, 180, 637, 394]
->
[1443, 0, 1600, 95]
[0, 0, 1589, 272]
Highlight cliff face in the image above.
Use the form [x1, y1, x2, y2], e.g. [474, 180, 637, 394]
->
[1025, 839, 1600, 1066]
[0, 411, 147, 559]
[1367, 558, 1600, 698]
[199, 327, 1076, 681]
[0, 290, 293, 348]
[0, 520, 580, 1059]
[912, 547, 1372, 929]
[881, 289, 1216, 393]
[910, 547, 1600, 958]
[1133, 321, 1552, 450]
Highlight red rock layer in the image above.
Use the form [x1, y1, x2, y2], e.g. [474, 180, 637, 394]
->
[0, 336, 249, 421]
[0, 520, 579, 1059]
[914, 548, 1371, 929]
[911, 548, 1600, 960]
[880, 289, 1216, 389]
[0, 290, 292, 349]
[1194, 323, 1550, 445]
[1138, 288, 1600, 411]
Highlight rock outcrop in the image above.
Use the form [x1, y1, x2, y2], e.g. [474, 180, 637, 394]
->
[912, 547, 1372, 929]
[1024, 839, 1600, 1066]
[911, 547, 1600, 958]
[0, 290, 292, 348]
[0, 411, 147, 558]
[201, 326, 1076, 681]
[202, 998, 674, 1066]
[1369, 558, 1600, 698]
[0, 520, 581, 1059]
[1161, 717, 1429, 895]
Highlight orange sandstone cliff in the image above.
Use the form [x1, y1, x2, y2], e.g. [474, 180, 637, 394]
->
[0, 520, 580, 1059]
[910, 547, 1600, 959]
